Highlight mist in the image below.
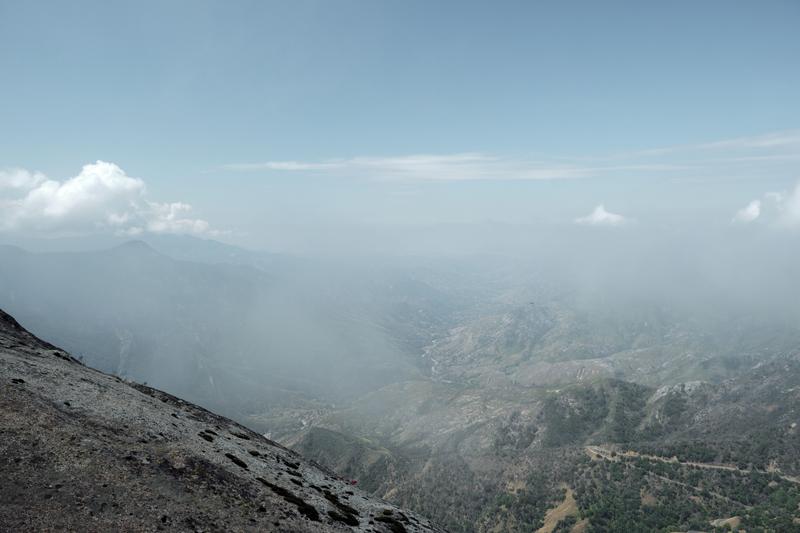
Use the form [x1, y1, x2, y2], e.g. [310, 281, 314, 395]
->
[1, 214, 798, 423]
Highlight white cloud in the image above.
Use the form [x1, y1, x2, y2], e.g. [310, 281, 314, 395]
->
[575, 205, 629, 227]
[224, 161, 339, 172]
[0, 168, 46, 191]
[144, 202, 211, 235]
[219, 129, 800, 183]
[776, 182, 800, 227]
[733, 182, 800, 228]
[221, 153, 591, 181]
[732, 199, 761, 223]
[697, 131, 800, 151]
[620, 130, 800, 158]
[0, 161, 215, 237]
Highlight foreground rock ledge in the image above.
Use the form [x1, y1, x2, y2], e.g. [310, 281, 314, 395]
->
[0, 309, 445, 533]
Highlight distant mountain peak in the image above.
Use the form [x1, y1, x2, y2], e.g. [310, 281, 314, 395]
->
[114, 239, 157, 252]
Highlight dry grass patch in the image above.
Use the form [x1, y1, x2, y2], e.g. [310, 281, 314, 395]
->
[536, 485, 578, 533]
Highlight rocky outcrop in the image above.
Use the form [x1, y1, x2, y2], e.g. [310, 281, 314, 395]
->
[0, 309, 445, 532]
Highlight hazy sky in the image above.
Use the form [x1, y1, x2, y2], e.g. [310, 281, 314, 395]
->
[1, 1, 799, 250]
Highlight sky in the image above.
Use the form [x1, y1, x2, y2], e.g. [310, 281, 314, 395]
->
[1, 0, 799, 251]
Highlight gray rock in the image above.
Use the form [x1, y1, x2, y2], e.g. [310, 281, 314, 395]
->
[0, 309, 445, 533]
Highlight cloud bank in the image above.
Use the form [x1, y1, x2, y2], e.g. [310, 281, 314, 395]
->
[0, 161, 213, 236]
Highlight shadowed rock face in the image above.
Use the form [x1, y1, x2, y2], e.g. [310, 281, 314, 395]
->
[0, 309, 445, 533]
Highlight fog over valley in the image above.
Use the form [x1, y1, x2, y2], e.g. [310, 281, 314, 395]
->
[2, 2, 800, 531]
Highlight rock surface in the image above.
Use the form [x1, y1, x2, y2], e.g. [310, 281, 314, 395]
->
[0, 309, 445, 533]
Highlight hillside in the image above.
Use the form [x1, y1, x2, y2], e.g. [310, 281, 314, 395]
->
[290, 363, 800, 532]
[0, 309, 444, 533]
